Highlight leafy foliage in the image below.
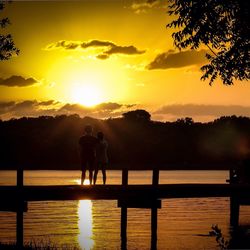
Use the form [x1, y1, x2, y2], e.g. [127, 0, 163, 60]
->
[209, 224, 250, 249]
[0, 1, 19, 61]
[122, 109, 151, 122]
[167, 0, 250, 85]
[209, 224, 229, 249]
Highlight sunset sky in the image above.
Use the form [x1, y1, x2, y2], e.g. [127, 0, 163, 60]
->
[0, 0, 250, 121]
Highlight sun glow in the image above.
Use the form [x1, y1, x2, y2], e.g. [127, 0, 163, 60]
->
[45, 59, 130, 106]
[71, 84, 102, 107]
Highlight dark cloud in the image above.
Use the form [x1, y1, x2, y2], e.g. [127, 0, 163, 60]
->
[58, 103, 89, 114]
[0, 100, 136, 120]
[154, 104, 250, 117]
[13, 100, 37, 110]
[147, 50, 208, 70]
[96, 54, 109, 60]
[39, 100, 57, 106]
[45, 39, 145, 59]
[103, 45, 145, 57]
[81, 40, 115, 48]
[46, 40, 79, 50]
[0, 75, 38, 87]
[0, 101, 15, 115]
[0, 101, 15, 109]
[58, 102, 123, 114]
[64, 43, 79, 50]
[97, 45, 145, 59]
[125, 104, 137, 108]
[95, 102, 123, 110]
[0, 100, 37, 116]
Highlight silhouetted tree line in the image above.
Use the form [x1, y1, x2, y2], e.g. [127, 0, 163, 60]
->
[0, 110, 250, 170]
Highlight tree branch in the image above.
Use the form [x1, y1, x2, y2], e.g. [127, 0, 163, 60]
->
[206, 44, 217, 57]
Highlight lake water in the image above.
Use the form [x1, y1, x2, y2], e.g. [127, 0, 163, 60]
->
[0, 170, 250, 249]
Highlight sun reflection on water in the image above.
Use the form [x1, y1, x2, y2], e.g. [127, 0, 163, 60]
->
[74, 179, 90, 185]
[78, 200, 94, 250]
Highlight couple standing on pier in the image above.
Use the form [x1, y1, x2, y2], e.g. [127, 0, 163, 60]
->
[79, 125, 108, 185]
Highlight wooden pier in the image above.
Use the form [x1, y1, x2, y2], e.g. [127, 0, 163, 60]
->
[0, 168, 250, 249]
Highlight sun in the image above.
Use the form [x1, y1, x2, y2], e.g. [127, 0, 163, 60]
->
[71, 84, 102, 107]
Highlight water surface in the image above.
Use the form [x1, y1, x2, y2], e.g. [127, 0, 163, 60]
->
[1, 170, 249, 249]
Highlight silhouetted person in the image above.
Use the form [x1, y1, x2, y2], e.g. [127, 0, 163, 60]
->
[79, 125, 98, 185]
[94, 132, 108, 185]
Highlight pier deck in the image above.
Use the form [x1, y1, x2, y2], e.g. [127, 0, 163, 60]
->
[1, 183, 250, 202]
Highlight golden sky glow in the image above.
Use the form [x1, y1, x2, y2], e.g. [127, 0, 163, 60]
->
[0, 0, 249, 121]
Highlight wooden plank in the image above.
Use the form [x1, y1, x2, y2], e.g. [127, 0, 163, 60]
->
[1, 184, 250, 201]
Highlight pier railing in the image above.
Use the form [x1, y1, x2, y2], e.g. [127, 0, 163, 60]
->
[1, 167, 250, 249]
[13, 166, 237, 187]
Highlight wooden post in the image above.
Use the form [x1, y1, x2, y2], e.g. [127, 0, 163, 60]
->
[17, 167, 23, 188]
[121, 169, 128, 249]
[16, 206, 24, 249]
[121, 206, 127, 250]
[151, 169, 159, 249]
[16, 167, 24, 248]
[122, 169, 128, 186]
[151, 206, 158, 250]
[230, 196, 240, 227]
[152, 169, 159, 186]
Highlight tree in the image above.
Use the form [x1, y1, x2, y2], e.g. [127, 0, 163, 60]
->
[167, 0, 250, 85]
[122, 109, 151, 122]
[175, 117, 194, 125]
[0, 1, 19, 61]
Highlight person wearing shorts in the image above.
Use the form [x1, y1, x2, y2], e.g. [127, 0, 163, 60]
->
[79, 125, 98, 185]
[93, 132, 108, 185]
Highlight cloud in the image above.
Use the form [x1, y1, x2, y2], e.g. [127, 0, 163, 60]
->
[81, 40, 115, 48]
[103, 45, 145, 57]
[131, 0, 166, 14]
[58, 102, 126, 117]
[45, 39, 145, 59]
[0, 75, 38, 87]
[95, 102, 123, 110]
[147, 50, 208, 70]
[154, 104, 250, 117]
[13, 100, 37, 111]
[0, 100, 136, 120]
[0, 100, 38, 116]
[97, 45, 145, 59]
[46, 40, 80, 50]
[39, 100, 57, 106]
[96, 54, 109, 60]
[0, 101, 15, 115]
[0, 101, 15, 109]
[3, 101, 249, 123]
